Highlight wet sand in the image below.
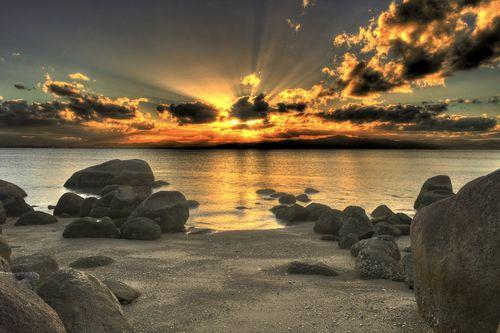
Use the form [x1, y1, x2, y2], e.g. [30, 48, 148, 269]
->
[3, 218, 432, 333]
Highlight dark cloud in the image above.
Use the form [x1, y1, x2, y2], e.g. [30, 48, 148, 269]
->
[275, 102, 308, 113]
[157, 102, 218, 125]
[318, 102, 496, 132]
[14, 84, 29, 90]
[45, 81, 82, 98]
[230, 93, 270, 121]
[337, 61, 398, 97]
[0, 100, 66, 127]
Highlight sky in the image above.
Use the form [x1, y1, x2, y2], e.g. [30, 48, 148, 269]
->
[0, 0, 499, 147]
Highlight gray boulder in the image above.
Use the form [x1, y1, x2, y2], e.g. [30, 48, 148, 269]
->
[128, 191, 189, 232]
[274, 204, 310, 223]
[306, 203, 331, 221]
[38, 269, 133, 333]
[63, 217, 120, 239]
[0, 179, 33, 216]
[54, 193, 84, 217]
[279, 194, 296, 205]
[338, 233, 359, 250]
[102, 279, 140, 305]
[350, 235, 400, 260]
[343, 206, 370, 223]
[286, 261, 338, 277]
[0, 274, 66, 333]
[0, 202, 6, 225]
[11, 253, 59, 282]
[313, 209, 345, 235]
[79, 197, 98, 217]
[64, 159, 155, 193]
[0, 236, 12, 262]
[92, 186, 151, 219]
[69, 256, 114, 269]
[121, 217, 161, 240]
[412, 170, 500, 333]
[338, 216, 375, 240]
[355, 246, 404, 281]
[374, 222, 402, 237]
[15, 211, 58, 226]
[414, 175, 454, 210]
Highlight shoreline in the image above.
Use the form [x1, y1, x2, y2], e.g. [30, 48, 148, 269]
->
[2, 217, 431, 332]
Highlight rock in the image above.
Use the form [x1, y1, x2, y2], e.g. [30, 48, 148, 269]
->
[396, 212, 413, 225]
[394, 224, 411, 235]
[306, 203, 331, 221]
[91, 186, 151, 219]
[11, 253, 59, 282]
[343, 206, 370, 223]
[0, 202, 6, 225]
[0, 236, 12, 262]
[338, 233, 359, 249]
[313, 209, 345, 235]
[295, 194, 311, 203]
[79, 197, 98, 217]
[63, 217, 120, 239]
[64, 159, 155, 193]
[374, 222, 402, 237]
[184, 200, 200, 209]
[112, 218, 128, 229]
[274, 204, 310, 223]
[69, 256, 114, 269]
[235, 206, 249, 210]
[320, 234, 339, 241]
[256, 189, 276, 195]
[38, 269, 132, 333]
[0, 273, 66, 333]
[338, 215, 375, 240]
[152, 180, 169, 188]
[304, 187, 320, 194]
[356, 246, 404, 281]
[12, 272, 40, 291]
[54, 193, 84, 217]
[270, 205, 287, 214]
[102, 279, 140, 305]
[270, 192, 287, 198]
[15, 211, 58, 226]
[412, 170, 500, 333]
[120, 217, 161, 240]
[48, 205, 56, 210]
[414, 175, 454, 210]
[401, 253, 414, 289]
[0, 179, 33, 216]
[350, 235, 401, 260]
[286, 261, 338, 277]
[371, 205, 400, 224]
[279, 194, 296, 205]
[128, 191, 189, 232]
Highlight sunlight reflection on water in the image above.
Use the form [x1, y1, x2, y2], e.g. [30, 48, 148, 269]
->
[0, 149, 498, 230]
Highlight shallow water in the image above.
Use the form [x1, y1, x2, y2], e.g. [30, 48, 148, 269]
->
[0, 148, 498, 230]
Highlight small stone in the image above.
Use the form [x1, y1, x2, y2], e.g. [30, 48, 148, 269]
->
[69, 255, 114, 269]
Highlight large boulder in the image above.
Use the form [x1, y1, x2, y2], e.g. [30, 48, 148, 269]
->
[313, 209, 345, 235]
[371, 205, 400, 224]
[274, 204, 310, 223]
[356, 246, 404, 281]
[0, 202, 6, 225]
[0, 274, 66, 333]
[91, 186, 151, 219]
[0, 180, 33, 216]
[414, 175, 454, 210]
[37, 269, 132, 333]
[338, 215, 375, 240]
[350, 235, 401, 260]
[15, 211, 58, 226]
[54, 193, 84, 217]
[11, 253, 59, 283]
[412, 170, 500, 333]
[0, 236, 12, 262]
[64, 159, 155, 193]
[121, 217, 161, 240]
[128, 191, 189, 232]
[305, 203, 331, 221]
[63, 217, 120, 239]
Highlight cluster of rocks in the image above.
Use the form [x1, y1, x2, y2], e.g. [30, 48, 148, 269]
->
[0, 235, 139, 333]
[257, 187, 320, 208]
[55, 160, 194, 240]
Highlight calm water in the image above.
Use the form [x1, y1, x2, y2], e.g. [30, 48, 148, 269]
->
[0, 149, 498, 230]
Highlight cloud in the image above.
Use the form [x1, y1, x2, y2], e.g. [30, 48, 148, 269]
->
[69, 72, 90, 81]
[317, 102, 497, 132]
[230, 93, 270, 121]
[240, 73, 261, 88]
[14, 84, 30, 90]
[157, 101, 219, 125]
[0, 99, 67, 127]
[331, 0, 500, 97]
[276, 102, 308, 113]
[44, 80, 82, 98]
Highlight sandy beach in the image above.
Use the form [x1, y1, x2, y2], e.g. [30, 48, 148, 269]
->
[3, 217, 432, 333]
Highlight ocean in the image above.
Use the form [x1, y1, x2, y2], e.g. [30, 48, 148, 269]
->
[1, 148, 498, 230]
